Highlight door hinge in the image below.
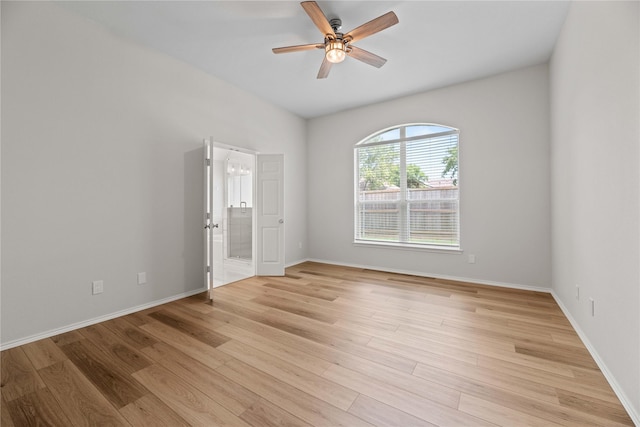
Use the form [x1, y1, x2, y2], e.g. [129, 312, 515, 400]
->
[206, 266, 211, 273]
[206, 212, 211, 220]
[206, 158, 211, 166]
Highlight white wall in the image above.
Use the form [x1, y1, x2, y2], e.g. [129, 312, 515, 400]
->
[550, 1, 639, 419]
[307, 64, 551, 289]
[1, 1, 307, 346]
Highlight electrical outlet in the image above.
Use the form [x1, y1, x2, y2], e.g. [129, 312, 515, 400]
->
[92, 280, 104, 295]
[298, 242, 303, 249]
[468, 254, 476, 264]
[137, 272, 147, 285]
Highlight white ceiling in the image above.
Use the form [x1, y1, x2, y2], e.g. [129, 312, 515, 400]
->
[60, 1, 570, 119]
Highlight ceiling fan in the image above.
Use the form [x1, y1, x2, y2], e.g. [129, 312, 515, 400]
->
[272, 1, 399, 79]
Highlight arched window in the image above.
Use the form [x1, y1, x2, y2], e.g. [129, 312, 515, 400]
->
[354, 123, 460, 249]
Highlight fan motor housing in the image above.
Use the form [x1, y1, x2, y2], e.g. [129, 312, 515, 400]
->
[329, 18, 342, 32]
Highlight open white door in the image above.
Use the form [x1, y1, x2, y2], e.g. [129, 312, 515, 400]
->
[203, 139, 213, 299]
[256, 154, 285, 276]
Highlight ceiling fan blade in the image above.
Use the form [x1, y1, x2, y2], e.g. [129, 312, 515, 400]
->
[317, 57, 333, 79]
[272, 44, 324, 54]
[301, 1, 335, 37]
[344, 11, 398, 43]
[347, 46, 387, 68]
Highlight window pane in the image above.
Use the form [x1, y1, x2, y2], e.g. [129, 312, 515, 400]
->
[357, 142, 400, 196]
[358, 202, 400, 241]
[408, 198, 459, 246]
[407, 134, 458, 191]
[406, 124, 453, 138]
[373, 128, 401, 142]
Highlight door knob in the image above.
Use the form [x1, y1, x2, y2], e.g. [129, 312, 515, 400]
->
[279, 219, 284, 224]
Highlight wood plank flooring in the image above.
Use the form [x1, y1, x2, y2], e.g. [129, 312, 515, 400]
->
[1, 261, 634, 426]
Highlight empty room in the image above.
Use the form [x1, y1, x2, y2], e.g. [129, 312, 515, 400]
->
[1, 1, 639, 426]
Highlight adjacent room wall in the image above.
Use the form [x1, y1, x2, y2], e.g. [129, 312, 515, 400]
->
[1, 1, 307, 347]
[550, 1, 640, 419]
[307, 64, 551, 289]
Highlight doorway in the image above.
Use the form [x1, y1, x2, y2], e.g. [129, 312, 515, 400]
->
[204, 140, 285, 295]
[206, 143, 256, 288]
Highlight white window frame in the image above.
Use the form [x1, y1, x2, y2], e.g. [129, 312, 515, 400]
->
[354, 123, 461, 252]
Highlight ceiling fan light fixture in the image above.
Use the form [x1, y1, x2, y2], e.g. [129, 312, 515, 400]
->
[325, 40, 346, 63]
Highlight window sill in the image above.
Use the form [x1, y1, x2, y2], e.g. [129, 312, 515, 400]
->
[353, 240, 463, 254]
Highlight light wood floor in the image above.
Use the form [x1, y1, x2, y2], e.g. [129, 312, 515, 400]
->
[1, 261, 634, 426]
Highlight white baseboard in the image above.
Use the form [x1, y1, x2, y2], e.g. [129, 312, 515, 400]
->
[0, 287, 208, 351]
[551, 292, 640, 426]
[285, 258, 311, 269]
[304, 257, 552, 293]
